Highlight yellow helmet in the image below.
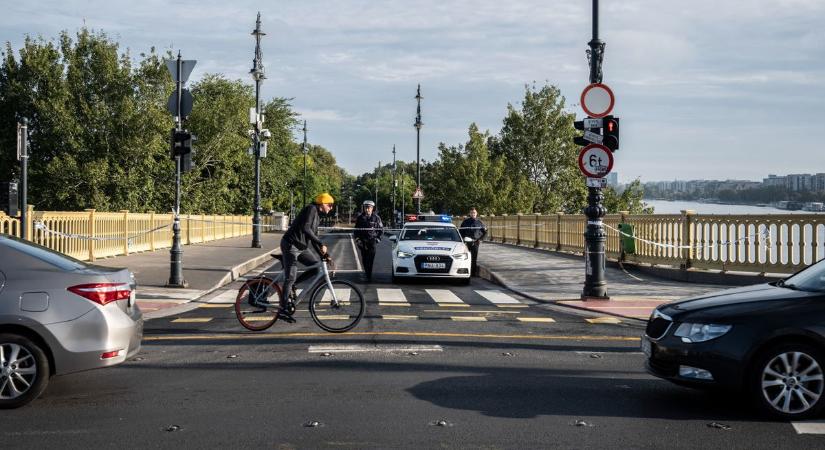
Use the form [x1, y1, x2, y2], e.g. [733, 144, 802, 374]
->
[314, 192, 334, 205]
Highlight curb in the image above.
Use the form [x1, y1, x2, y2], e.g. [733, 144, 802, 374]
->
[476, 263, 647, 324]
[142, 251, 274, 320]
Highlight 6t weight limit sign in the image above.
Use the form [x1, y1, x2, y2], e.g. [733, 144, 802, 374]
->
[577, 144, 614, 178]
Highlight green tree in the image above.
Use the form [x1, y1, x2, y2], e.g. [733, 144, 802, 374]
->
[492, 83, 586, 214]
[603, 179, 653, 214]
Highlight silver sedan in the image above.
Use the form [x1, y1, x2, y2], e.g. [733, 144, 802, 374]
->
[0, 235, 143, 409]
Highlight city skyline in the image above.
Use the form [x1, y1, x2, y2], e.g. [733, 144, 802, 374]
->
[2, 0, 823, 180]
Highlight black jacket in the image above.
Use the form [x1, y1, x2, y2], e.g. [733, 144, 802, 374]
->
[460, 217, 487, 242]
[354, 213, 384, 243]
[282, 204, 324, 251]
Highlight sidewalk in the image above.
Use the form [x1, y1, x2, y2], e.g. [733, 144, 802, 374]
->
[476, 242, 739, 321]
[94, 233, 282, 318]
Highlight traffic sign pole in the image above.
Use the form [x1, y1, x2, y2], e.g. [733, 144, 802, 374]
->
[582, 0, 609, 300]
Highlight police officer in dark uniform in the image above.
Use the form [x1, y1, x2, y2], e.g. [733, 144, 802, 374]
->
[460, 207, 487, 276]
[354, 200, 383, 281]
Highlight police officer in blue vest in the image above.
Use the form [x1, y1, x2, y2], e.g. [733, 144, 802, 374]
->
[354, 200, 384, 282]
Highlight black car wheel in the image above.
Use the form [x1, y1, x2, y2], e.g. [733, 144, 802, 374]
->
[0, 333, 50, 409]
[750, 343, 825, 420]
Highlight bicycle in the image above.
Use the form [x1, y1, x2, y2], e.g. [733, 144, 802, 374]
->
[234, 253, 365, 333]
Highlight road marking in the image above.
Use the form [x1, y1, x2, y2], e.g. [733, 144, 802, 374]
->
[792, 420, 825, 434]
[313, 315, 353, 320]
[586, 317, 623, 324]
[475, 290, 523, 306]
[423, 309, 520, 314]
[316, 288, 351, 305]
[242, 316, 276, 322]
[170, 318, 213, 323]
[144, 331, 640, 342]
[451, 316, 487, 322]
[377, 288, 410, 306]
[308, 344, 443, 354]
[198, 303, 232, 308]
[518, 317, 556, 323]
[207, 290, 238, 304]
[381, 315, 418, 320]
[426, 289, 467, 307]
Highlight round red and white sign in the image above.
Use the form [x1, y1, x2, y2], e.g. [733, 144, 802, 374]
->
[580, 83, 615, 118]
[578, 144, 614, 178]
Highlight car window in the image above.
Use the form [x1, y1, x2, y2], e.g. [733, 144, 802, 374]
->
[0, 235, 89, 271]
[401, 227, 461, 242]
[782, 258, 825, 292]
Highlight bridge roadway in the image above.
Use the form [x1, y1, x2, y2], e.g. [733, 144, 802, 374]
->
[2, 234, 823, 448]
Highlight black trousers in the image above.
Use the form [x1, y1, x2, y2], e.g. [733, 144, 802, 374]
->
[467, 240, 481, 276]
[280, 241, 320, 307]
[357, 240, 377, 279]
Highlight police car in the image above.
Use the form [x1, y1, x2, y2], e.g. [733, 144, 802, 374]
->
[388, 215, 473, 284]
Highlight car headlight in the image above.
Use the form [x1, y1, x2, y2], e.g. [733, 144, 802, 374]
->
[673, 323, 732, 343]
[397, 250, 414, 258]
[452, 252, 469, 260]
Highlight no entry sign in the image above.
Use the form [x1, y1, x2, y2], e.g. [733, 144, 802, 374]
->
[580, 83, 615, 118]
[578, 144, 613, 178]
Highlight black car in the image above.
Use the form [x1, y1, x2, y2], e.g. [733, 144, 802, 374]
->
[643, 261, 825, 420]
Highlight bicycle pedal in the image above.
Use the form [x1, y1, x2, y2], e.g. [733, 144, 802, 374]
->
[278, 312, 296, 324]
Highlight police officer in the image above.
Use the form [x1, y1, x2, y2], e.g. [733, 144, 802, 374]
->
[459, 207, 487, 276]
[354, 200, 384, 282]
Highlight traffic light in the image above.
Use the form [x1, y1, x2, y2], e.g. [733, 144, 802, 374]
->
[603, 116, 620, 151]
[572, 116, 620, 151]
[170, 129, 194, 158]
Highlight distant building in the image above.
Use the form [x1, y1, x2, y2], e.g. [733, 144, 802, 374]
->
[786, 174, 813, 192]
[763, 174, 786, 187]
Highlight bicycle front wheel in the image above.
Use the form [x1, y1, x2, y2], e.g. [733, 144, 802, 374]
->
[309, 279, 365, 333]
[235, 277, 281, 331]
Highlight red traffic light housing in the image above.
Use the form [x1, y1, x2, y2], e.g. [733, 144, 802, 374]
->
[603, 116, 619, 151]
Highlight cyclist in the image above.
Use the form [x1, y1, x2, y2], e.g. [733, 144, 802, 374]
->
[459, 207, 487, 276]
[354, 200, 384, 282]
[276, 192, 334, 322]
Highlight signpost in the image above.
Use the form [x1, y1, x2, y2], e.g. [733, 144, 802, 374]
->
[577, 144, 613, 178]
[412, 187, 424, 200]
[580, 82, 614, 118]
[165, 52, 196, 288]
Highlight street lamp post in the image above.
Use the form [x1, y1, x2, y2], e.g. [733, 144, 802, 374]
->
[400, 175, 405, 226]
[302, 120, 308, 207]
[414, 85, 423, 213]
[249, 12, 266, 249]
[375, 161, 380, 212]
[391, 145, 396, 229]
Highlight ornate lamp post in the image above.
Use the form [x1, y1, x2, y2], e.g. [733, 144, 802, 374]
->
[249, 12, 266, 249]
[414, 84, 423, 213]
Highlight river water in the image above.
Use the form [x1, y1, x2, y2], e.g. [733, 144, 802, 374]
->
[643, 199, 817, 215]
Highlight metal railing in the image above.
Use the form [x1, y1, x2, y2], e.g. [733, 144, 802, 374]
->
[470, 210, 825, 275]
[0, 207, 287, 261]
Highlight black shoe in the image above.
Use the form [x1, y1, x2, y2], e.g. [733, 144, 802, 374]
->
[277, 308, 296, 323]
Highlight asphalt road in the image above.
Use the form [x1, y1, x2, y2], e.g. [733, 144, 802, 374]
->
[1, 235, 823, 449]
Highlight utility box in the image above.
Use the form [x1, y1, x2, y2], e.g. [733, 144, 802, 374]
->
[0, 182, 18, 216]
[618, 223, 636, 255]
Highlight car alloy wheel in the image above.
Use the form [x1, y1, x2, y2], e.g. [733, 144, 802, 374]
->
[0, 334, 50, 409]
[755, 344, 825, 419]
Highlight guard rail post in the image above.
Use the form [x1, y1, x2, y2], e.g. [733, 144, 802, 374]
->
[681, 209, 696, 270]
[121, 210, 129, 255]
[149, 211, 156, 251]
[516, 213, 522, 245]
[25, 205, 34, 241]
[85, 209, 96, 261]
[534, 213, 541, 248]
[556, 212, 563, 251]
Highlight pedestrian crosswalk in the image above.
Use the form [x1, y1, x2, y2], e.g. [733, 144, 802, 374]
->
[169, 287, 628, 325]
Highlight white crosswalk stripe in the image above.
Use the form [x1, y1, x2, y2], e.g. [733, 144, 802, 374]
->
[792, 421, 825, 434]
[425, 289, 468, 306]
[377, 288, 410, 306]
[316, 288, 352, 305]
[207, 290, 238, 304]
[475, 289, 524, 306]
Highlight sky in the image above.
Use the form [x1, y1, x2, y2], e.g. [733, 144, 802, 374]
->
[2, 0, 824, 183]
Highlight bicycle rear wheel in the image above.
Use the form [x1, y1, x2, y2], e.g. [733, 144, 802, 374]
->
[309, 279, 365, 333]
[235, 277, 281, 331]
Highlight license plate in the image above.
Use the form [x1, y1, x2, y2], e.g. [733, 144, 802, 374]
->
[421, 262, 446, 269]
[641, 337, 652, 357]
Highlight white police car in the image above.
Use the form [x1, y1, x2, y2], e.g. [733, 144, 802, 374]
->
[389, 215, 473, 284]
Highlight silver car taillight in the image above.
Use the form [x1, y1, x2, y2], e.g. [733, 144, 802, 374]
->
[68, 283, 132, 306]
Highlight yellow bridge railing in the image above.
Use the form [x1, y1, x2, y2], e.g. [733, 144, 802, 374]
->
[0, 207, 285, 261]
[469, 210, 825, 275]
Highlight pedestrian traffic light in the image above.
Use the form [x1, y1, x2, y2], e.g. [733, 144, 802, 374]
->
[603, 116, 620, 151]
[170, 129, 194, 158]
